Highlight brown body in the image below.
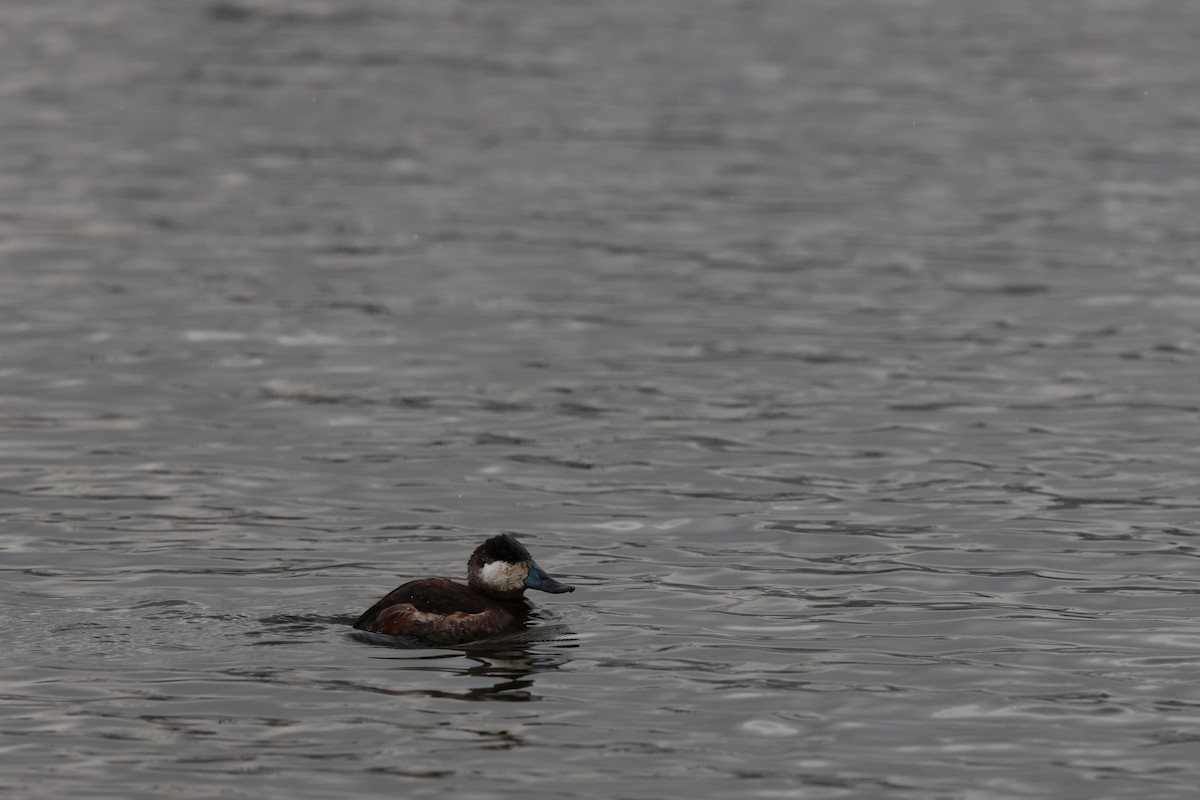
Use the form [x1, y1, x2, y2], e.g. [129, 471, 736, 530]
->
[353, 577, 532, 644]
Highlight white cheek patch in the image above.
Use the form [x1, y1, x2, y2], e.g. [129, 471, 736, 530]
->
[480, 560, 525, 591]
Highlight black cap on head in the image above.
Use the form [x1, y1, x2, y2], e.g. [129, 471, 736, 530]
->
[478, 533, 532, 564]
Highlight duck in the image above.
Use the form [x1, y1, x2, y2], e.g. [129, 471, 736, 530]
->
[352, 533, 575, 645]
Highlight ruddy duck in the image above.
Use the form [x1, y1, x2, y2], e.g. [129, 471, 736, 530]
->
[352, 533, 575, 645]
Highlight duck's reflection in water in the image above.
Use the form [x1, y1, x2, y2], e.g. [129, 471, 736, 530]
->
[348, 624, 577, 702]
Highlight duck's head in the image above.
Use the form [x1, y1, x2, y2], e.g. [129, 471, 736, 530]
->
[467, 533, 575, 599]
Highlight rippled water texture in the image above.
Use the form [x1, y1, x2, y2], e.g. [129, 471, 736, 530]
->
[4, 0, 1200, 797]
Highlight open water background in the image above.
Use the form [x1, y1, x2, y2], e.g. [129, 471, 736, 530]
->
[4, 1, 1200, 797]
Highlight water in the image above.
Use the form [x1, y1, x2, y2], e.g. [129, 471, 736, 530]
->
[4, 0, 1200, 797]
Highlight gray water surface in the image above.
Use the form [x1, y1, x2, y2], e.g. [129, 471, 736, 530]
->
[5, 1, 1200, 798]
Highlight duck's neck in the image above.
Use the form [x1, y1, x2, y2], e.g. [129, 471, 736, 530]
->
[468, 579, 529, 603]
